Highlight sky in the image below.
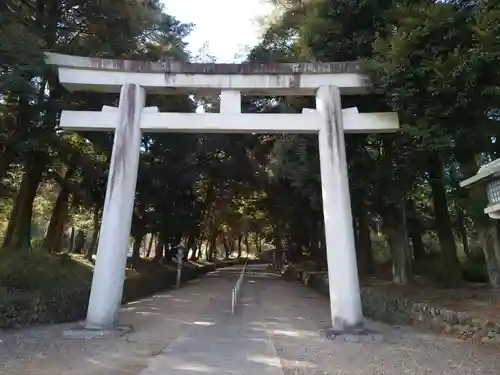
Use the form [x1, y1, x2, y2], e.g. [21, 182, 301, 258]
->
[163, 0, 274, 62]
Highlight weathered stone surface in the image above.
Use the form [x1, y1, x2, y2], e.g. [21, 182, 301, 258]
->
[443, 323, 454, 333]
[442, 310, 459, 324]
[63, 324, 133, 339]
[46, 53, 361, 74]
[457, 312, 472, 325]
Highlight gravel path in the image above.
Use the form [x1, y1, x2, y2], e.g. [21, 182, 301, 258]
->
[0, 265, 498, 375]
[137, 266, 283, 375]
[255, 270, 500, 375]
[0, 268, 242, 375]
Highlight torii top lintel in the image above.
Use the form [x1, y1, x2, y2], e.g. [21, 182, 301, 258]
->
[45, 53, 370, 96]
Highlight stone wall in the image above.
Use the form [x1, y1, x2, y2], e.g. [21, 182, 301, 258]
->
[283, 265, 500, 345]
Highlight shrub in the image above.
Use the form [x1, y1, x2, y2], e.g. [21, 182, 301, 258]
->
[0, 251, 92, 291]
[462, 252, 488, 283]
[0, 252, 92, 328]
[371, 234, 391, 263]
[30, 237, 44, 251]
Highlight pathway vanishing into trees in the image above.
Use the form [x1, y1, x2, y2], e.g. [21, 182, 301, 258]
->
[0, 265, 498, 375]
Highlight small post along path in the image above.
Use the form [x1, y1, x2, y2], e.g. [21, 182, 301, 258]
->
[231, 261, 247, 314]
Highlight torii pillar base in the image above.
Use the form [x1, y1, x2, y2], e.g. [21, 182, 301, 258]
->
[63, 325, 133, 339]
[323, 325, 384, 343]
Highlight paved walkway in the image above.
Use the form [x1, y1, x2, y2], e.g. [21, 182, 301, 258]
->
[0, 264, 499, 374]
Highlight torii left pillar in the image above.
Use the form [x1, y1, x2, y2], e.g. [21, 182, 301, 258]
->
[85, 83, 145, 331]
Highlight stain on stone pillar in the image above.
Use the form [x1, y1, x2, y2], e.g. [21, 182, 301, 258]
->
[109, 84, 137, 196]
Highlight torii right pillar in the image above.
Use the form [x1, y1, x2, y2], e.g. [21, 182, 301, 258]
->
[316, 85, 364, 334]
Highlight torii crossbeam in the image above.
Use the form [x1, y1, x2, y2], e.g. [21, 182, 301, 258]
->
[45, 53, 399, 337]
[60, 106, 398, 134]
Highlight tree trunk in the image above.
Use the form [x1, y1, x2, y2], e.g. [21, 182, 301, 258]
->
[409, 225, 426, 261]
[428, 152, 462, 285]
[306, 216, 320, 257]
[352, 209, 359, 249]
[43, 173, 72, 253]
[3, 156, 46, 252]
[229, 236, 236, 253]
[196, 235, 205, 257]
[312, 217, 324, 262]
[73, 230, 85, 253]
[406, 199, 426, 261]
[0, 92, 33, 183]
[193, 246, 201, 261]
[87, 230, 99, 261]
[195, 189, 214, 256]
[153, 235, 164, 263]
[146, 234, 154, 258]
[355, 197, 374, 275]
[455, 203, 471, 260]
[186, 232, 196, 260]
[132, 233, 144, 268]
[3, 69, 60, 252]
[85, 206, 100, 260]
[382, 204, 412, 285]
[274, 221, 283, 250]
[68, 226, 75, 253]
[205, 214, 218, 261]
[237, 234, 243, 258]
[206, 220, 219, 261]
[318, 219, 326, 263]
[53, 200, 70, 254]
[244, 234, 250, 255]
[208, 229, 218, 261]
[200, 238, 208, 259]
[197, 211, 211, 255]
[222, 235, 231, 259]
[254, 233, 262, 253]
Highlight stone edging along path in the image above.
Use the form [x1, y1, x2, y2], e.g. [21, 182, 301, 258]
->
[284, 266, 500, 345]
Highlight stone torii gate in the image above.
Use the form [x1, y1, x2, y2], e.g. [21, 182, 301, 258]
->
[45, 53, 399, 335]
